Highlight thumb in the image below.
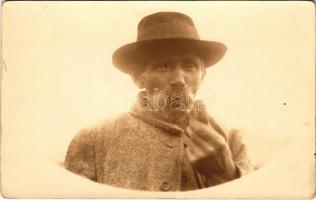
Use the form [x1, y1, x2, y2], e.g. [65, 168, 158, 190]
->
[191, 100, 209, 124]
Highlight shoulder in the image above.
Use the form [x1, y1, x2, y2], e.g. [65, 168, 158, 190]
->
[65, 112, 135, 164]
[71, 112, 137, 144]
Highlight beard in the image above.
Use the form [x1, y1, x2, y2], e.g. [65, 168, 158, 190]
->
[151, 88, 194, 112]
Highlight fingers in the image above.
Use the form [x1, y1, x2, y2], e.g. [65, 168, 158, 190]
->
[195, 100, 209, 124]
[186, 126, 216, 153]
[187, 100, 227, 148]
[185, 139, 204, 164]
[208, 115, 228, 142]
[190, 100, 209, 124]
[184, 129, 205, 163]
[185, 146, 199, 164]
[187, 118, 225, 146]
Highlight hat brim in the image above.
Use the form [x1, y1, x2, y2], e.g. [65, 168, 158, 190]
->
[112, 38, 227, 74]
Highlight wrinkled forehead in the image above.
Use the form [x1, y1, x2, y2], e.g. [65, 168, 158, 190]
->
[147, 53, 203, 64]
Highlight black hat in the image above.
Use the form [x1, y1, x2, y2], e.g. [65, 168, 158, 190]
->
[112, 12, 227, 74]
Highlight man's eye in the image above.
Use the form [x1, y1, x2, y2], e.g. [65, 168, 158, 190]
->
[156, 63, 170, 71]
[184, 63, 198, 70]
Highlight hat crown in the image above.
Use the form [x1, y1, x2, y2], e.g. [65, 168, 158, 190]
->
[137, 12, 200, 41]
[112, 12, 227, 74]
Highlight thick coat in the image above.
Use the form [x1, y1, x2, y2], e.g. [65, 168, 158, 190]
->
[65, 104, 252, 191]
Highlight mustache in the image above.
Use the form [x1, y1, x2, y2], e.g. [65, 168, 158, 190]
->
[154, 88, 190, 100]
[137, 88, 195, 112]
[153, 88, 194, 105]
[154, 87, 188, 95]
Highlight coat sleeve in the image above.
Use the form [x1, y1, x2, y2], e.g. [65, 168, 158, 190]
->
[201, 128, 253, 187]
[228, 129, 253, 176]
[64, 129, 97, 181]
[208, 115, 253, 176]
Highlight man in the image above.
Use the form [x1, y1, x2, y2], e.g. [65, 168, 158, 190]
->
[65, 12, 252, 191]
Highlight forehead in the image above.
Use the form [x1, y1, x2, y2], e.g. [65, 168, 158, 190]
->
[148, 53, 202, 63]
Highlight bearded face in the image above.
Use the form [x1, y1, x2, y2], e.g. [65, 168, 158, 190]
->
[135, 53, 205, 113]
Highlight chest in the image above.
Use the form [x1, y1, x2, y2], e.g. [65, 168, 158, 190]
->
[94, 122, 197, 191]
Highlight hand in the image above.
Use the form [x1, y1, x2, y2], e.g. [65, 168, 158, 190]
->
[185, 100, 237, 180]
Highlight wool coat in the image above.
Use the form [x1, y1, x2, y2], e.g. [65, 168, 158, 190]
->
[65, 101, 252, 191]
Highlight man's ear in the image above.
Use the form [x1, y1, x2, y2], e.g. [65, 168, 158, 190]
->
[131, 73, 145, 89]
[201, 71, 205, 80]
[199, 59, 206, 81]
[201, 66, 206, 80]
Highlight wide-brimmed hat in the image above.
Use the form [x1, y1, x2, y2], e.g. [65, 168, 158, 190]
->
[112, 12, 227, 74]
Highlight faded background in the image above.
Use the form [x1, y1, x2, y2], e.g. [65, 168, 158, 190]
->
[1, 1, 315, 198]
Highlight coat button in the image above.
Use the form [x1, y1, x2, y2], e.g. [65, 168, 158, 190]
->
[160, 181, 171, 191]
[165, 143, 174, 148]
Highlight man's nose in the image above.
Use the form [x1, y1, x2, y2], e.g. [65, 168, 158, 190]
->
[169, 67, 185, 89]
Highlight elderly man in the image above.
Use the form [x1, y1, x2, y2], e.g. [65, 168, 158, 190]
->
[65, 12, 252, 191]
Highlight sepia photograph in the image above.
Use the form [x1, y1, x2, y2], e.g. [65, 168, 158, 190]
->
[1, 1, 315, 198]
